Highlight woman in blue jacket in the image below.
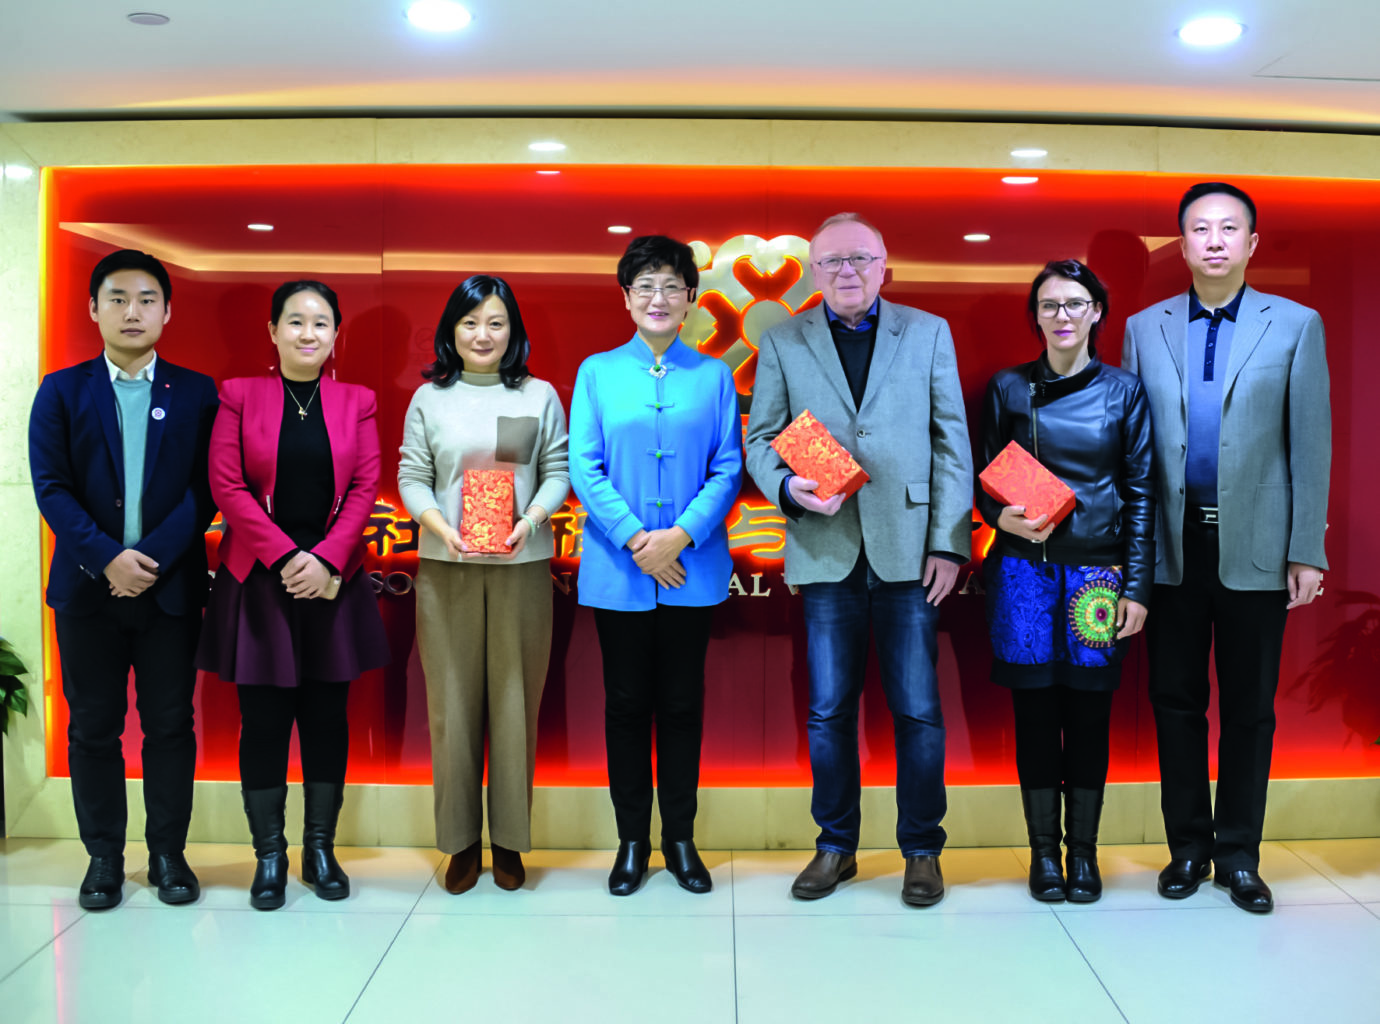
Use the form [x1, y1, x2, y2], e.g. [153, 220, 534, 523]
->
[569, 235, 743, 896]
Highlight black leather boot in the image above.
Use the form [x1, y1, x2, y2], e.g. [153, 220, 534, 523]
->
[301, 781, 350, 901]
[243, 786, 289, 911]
[1064, 786, 1104, 903]
[607, 839, 651, 896]
[661, 838, 712, 894]
[1021, 787, 1066, 902]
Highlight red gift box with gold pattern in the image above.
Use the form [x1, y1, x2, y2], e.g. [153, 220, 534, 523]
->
[461, 469, 515, 553]
[771, 410, 870, 501]
[979, 441, 1076, 527]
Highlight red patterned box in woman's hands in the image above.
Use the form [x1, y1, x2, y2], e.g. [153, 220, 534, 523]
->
[461, 469, 516, 553]
[980, 441, 1076, 526]
[771, 410, 871, 501]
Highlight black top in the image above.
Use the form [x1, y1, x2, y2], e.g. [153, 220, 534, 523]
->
[827, 314, 879, 410]
[273, 375, 336, 573]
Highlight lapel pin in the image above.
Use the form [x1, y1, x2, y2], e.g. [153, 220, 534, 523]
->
[151, 408, 166, 420]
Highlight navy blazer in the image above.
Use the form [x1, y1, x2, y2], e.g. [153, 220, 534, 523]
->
[29, 355, 220, 616]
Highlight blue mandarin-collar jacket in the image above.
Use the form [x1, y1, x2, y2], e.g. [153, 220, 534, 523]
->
[569, 335, 744, 611]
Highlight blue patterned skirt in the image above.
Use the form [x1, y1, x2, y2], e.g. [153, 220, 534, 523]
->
[984, 556, 1127, 691]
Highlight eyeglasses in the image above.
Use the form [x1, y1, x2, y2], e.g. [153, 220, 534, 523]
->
[1037, 299, 1093, 319]
[814, 254, 881, 274]
[628, 284, 688, 301]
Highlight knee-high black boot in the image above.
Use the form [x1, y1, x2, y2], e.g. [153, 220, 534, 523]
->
[301, 782, 350, 901]
[1021, 788, 1066, 902]
[1064, 786, 1104, 903]
[243, 786, 289, 911]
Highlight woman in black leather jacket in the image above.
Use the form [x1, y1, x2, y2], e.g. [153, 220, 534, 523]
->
[978, 259, 1154, 904]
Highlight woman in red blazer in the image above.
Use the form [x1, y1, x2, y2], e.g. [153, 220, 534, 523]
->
[196, 280, 388, 910]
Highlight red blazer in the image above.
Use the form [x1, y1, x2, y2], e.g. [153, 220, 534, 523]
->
[210, 375, 380, 583]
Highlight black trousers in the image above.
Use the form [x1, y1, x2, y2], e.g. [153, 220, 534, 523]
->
[1147, 518, 1290, 872]
[236, 681, 351, 790]
[594, 605, 714, 842]
[1010, 686, 1114, 792]
[55, 594, 199, 857]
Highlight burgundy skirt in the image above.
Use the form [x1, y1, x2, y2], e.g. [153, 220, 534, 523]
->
[196, 563, 390, 688]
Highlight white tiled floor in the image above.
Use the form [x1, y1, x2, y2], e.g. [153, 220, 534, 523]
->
[2, 837, 1378, 1024]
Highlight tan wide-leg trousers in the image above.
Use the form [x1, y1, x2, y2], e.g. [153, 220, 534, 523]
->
[416, 558, 552, 854]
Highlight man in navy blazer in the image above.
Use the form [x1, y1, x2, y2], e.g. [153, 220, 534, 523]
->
[29, 250, 219, 909]
[1123, 183, 1330, 914]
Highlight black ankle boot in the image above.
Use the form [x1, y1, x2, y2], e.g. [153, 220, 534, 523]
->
[242, 786, 289, 911]
[301, 781, 350, 901]
[661, 838, 712, 894]
[1021, 788, 1066, 902]
[1064, 786, 1104, 903]
[608, 839, 651, 896]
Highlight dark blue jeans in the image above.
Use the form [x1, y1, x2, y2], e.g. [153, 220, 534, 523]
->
[800, 553, 946, 857]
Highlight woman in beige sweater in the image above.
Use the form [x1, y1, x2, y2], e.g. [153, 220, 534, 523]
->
[399, 275, 569, 894]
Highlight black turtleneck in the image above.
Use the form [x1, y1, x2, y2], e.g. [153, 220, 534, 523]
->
[273, 375, 335, 571]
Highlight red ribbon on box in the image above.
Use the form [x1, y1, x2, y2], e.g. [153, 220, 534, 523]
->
[461, 469, 516, 553]
[979, 441, 1076, 527]
[771, 410, 870, 501]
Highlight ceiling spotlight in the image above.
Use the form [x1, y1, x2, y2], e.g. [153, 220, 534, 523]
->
[247, 223, 274, 232]
[963, 233, 991, 242]
[1002, 176, 1039, 185]
[607, 226, 632, 235]
[126, 12, 170, 25]
[536, 170, 561, 176]
[1010, 148, 1047, 159]
[405, 0, 471, 33]
[3, 164, 34, 181]
[528, 141, 566, 153]
[1178, 16, 1244, 46]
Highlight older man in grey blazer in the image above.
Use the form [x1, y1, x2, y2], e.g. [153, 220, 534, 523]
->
[1123, 182, 1330, 914]
[746, 213, 973, 906]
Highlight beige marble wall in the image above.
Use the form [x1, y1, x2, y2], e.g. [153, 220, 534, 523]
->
[4, 117, 1378, 845]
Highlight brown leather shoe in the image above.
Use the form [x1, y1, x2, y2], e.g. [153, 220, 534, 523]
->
[443, 841, 481, 894]
[901, 855, 944, 907]
[790, 850, 857, 899]
[490, 845, 526, 891]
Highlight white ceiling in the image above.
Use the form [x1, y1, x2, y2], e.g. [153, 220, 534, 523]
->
[3, 0, 1379, 127]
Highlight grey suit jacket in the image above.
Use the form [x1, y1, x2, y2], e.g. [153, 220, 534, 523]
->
[1122, 285, 1330, 590]
[745, 298, 973, 586]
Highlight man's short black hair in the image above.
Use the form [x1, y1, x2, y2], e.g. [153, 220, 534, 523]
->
[616, 235, 699, 291]
[1178, 182, 1257, 234]
[89, 249, 172, 303]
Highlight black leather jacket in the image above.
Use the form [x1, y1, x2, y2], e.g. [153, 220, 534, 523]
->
[977, 355, 1156, 605]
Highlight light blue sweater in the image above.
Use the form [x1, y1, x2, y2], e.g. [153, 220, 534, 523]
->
[569, 335, 743, 610]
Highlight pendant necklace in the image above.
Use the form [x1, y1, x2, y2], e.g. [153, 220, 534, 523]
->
[286, 378, 321, 421]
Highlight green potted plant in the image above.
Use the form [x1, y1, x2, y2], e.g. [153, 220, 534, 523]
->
[0, 636, 30, 736]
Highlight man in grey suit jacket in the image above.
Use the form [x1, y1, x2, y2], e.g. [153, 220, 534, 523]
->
[1122, 182, 1329, 914]
[745, 213, 973, 906]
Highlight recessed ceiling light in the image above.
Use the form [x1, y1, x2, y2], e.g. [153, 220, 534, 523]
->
[3, 164, 34, 181]
[964, 233, 991, 242]
[1178, 16, 1243, 46]
[607, 226, 632, 235]
[536, 170, 561, 176]
[528, 141, 566, 153]
[126, 12, 170, 26]
[247, 223, 274, 232]
[1002, 176, 1039, 185]
[405, 0, 471, 32]
[1010, 148, 1047, 159]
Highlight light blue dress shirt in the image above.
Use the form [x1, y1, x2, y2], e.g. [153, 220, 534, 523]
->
[569, 334, 744, 611]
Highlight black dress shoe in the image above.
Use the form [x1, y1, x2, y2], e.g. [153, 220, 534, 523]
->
[1216, 869, 1274, 913]
[902, 855, 944, 907]
[79, 854, 125, 910]
[1157, 858, 1211, 899]
[661, 839, 712, 894]
[147, 851, 200, 905]
[608, 839, 651, 896]
[791, 851, 857, 900]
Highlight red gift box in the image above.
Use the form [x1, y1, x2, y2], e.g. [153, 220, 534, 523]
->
[461, 469, 516, 553]
[979, 441, 1076, 527]
[771, 410, 870, 501]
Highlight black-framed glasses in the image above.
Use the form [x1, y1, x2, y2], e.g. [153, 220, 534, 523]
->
[814, 254, 881, 274]
[1037, 299, 1093, 319]
[628, 284, 688, 301]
